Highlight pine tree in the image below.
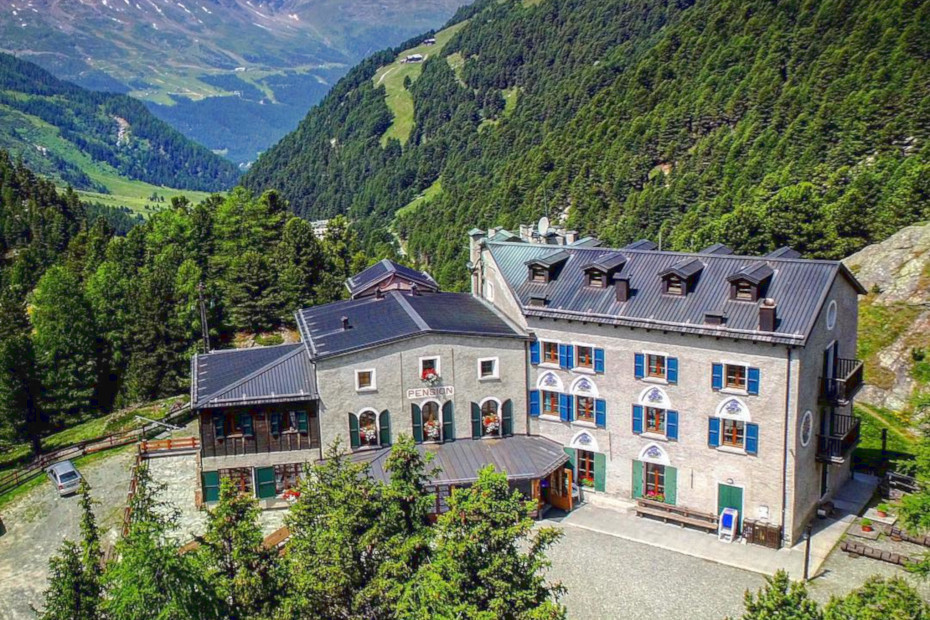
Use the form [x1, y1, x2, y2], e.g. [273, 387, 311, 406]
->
[737, 570, 823, 620]
[39, 541, 94, 620]
[197, 479, 278, 619]
[824, 576, 929, 619]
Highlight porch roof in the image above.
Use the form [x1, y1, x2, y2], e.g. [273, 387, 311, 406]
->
[350, 435, 569, 486]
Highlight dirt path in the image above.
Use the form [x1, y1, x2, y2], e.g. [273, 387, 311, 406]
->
[857, 403, 919, 445]
[0, 448, 135, 620]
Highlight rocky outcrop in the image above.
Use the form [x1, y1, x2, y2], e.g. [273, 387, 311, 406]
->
[845, 224, 930, 412]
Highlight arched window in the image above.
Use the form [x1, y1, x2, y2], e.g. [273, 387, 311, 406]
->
[422, 401, 442, 442]
[349, 409, 390, 449]
[481, 399, 500, 437]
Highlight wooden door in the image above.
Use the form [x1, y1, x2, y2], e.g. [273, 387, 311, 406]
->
[549, 468, 573, 511]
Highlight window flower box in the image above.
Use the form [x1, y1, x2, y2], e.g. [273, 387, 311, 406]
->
[421, 369, 441, 386]
[424, 419, 441, 441]
[281, 488, 300, 503]
[483, 415, 499, 435]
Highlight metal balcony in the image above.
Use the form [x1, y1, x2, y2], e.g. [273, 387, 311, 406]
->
[819, 358, 864, 405]
[816, 413, 860, 464]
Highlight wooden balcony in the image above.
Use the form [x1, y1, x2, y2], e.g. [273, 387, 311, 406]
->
[819, 358, 864, 405]
[816, 413, 860, 464]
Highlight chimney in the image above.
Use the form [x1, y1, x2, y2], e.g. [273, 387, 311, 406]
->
[614, 276, 630, 302]
[564, 230, 578, 245]
[375, 288, 383, 300]
[341, 316, 350, 330]
[759, 298, 777, 331]
[705, 311, 726, 326]
[410, 284, 420, 296]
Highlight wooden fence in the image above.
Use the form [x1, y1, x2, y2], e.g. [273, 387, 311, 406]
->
[0, 400, 191, 497]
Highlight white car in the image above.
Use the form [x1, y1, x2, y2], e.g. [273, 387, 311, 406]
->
[46, 460, 82, 496]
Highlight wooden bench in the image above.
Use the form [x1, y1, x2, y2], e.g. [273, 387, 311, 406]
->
[635, 498, 718, 533]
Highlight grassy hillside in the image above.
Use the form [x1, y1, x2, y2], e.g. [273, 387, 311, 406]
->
[0, 53, 240, 197]
[245, 0, 930, 289]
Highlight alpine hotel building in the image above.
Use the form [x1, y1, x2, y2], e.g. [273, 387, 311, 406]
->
[191, 227, 865, 547]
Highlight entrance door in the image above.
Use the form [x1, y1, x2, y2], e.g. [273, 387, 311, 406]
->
[549, 467, 573, 512]
[820, 463, 829, 498]
[823, 341, 838, 380]
[717, 483, 744, 530]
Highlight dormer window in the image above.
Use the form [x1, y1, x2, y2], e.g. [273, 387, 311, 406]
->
[735, 280, 755, 301]
[588, 271, 606, 288]
[531, 266, 548, 283]
[666, 276, 684, 296]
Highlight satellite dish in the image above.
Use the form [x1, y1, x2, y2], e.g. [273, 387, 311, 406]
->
[537, 216, 550, 236]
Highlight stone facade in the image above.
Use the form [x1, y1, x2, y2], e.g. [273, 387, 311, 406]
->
[315, 333, 529, 448]
[472, 236, 862, 545]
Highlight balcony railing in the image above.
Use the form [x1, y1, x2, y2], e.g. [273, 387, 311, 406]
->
[819, 358, 864, 404]
[816, 413, 861, 463]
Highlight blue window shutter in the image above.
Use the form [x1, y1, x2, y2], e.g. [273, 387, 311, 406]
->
[594, 348, 605, 373]
[529, 390, 540, 417]
[712, 363, 723, 390]
[747, 367, 760, 395]
[708, 418, 720, 447]
[668, 357, 679, 384]
[530, 341, 540, 365]
[595, 399, 606, 428]
[746, 423, 759, 455]
[567, 345, 574, 369]
[632, 405, 643, 434]
[559, 344, 568, 369]
[634, 353, 645, 379]
[213, 414, 225, 439]
[559, 393, 569, 421]
[566, 395, 574, 422]
[667, 410, 679, 440]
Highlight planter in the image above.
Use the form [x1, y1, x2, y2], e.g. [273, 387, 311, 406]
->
[861, 525, 873, 533]
[877, 510, 888, 518]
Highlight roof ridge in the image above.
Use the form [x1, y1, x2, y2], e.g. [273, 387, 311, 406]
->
[487, 240, 845, 265]
[199, 342, 300, 357]
[391, 290, 431, 331]
[197, 345, 308, 406]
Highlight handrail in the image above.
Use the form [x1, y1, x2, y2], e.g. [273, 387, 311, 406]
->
[0, 400, 191, 497]
[819, 358, 864, 403]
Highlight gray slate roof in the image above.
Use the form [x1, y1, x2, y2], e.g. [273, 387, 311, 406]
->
[191, 344, 317, 410]
[487, 242, 865, 346]
[296, 290, 525, 360]
[350, 435, 569, 485]
[345, 259, 438, 297]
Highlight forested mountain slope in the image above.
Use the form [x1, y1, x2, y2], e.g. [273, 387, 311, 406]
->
[0, 53, 240, 192]
[245, 0, 930, 288]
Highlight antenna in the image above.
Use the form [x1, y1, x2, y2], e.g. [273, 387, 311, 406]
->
[198, 282, 211, 353]
[537, 216, 550, 237]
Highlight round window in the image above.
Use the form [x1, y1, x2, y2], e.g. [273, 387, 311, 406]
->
[826, 300, 837, 330]
[800, 410, 814, 447]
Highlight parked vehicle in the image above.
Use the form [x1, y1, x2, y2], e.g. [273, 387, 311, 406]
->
[47, 460, 82, 496]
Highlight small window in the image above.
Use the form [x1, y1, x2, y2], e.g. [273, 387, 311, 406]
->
[478, 358, 499, 380]
[421, 357, 440, 382]
[542, 390, 560, 415]
[531, 266, 548, 283]
[577, 449, 595, 486]
[274, 463, 302, 495]
[646, 354, 666, 379]
[359, 410, 379, 447]
[485, 279, 495, 301]
[575, 396, 595, 423]
[666, 276, 684, 296]
[542, 342, 559, 364]
[575, 345, 594, 369]
[721, 418, 745, 448]
[735, 281, 755, 301]
[645, 407, 666, 434]
[725, 364, 747, 390]
[218, 468, 253, 495]
[356, 369, 375, 391]
[588, 271, 606, 288]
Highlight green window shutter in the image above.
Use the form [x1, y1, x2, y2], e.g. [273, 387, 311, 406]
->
[632, 460, 643, 499]
[471, 402, 481, 438]
[442, 401, 455, 442]
[594, 452, 607, 492]
[349, 413, 360, 449]
[411, 404, 423, 443]
[502, 399, 513, 436]
[202, 471, 220, 502]
[256, 466, 276, 499]
[296, 410, 309, 434]
[212, 414, 225, 439]
[379, 410, 391, 446]
[664, 466, 677, 505]
[240, 413, 254, 437]
[270, 412, 281, 436]
[563, 447, 576, 472]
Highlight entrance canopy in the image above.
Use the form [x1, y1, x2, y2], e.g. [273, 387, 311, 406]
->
[350, 435, 568, 486]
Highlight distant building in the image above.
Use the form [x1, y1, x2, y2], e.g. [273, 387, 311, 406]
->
[309, 219, 329, 239]
[402, 54, 424, 64]
[422, 37, 437, 46]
